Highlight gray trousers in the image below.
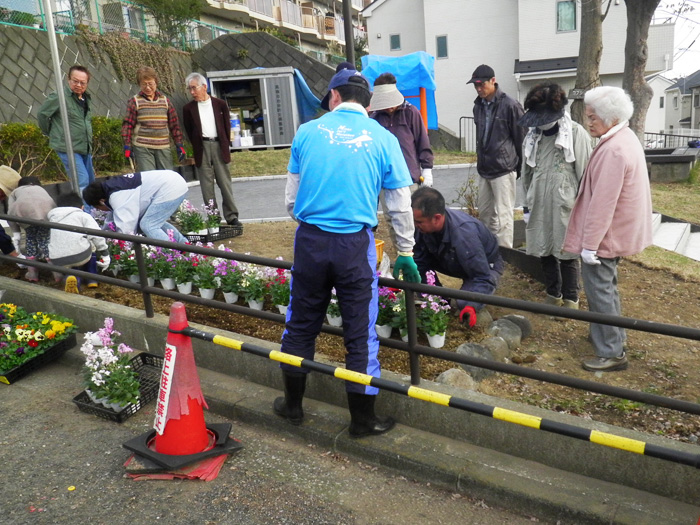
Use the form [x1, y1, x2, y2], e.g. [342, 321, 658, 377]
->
[196, 141, 239, 223]
[133, 146, 173, 171]
[477, 172, 516, 248]
[581, 257, 625, 358]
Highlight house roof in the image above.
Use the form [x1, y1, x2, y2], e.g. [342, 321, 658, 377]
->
[362, 0, 388, 16]
[667, 69, 700, 94]
[514, 57, 578, 75]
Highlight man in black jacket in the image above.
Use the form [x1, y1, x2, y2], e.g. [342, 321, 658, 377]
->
[469, 65, 525, 248]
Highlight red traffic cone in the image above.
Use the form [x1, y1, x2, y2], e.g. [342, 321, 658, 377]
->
[154, 302, 210, 455]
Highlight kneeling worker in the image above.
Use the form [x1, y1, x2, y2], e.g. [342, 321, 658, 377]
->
[411, 187, 503, 326]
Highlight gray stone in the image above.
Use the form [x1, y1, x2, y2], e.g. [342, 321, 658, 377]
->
[435, 368, 478, 391]
[481, 336, 510, 362]
[475, 308, 493, 328]
[486, 319, 522, 350]
[501, 314, 533, 339]
[455, 343, 495, 381]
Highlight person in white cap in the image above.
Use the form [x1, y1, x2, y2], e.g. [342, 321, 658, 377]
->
[370, 72, 434, 250]
[0, 166, 29, 265]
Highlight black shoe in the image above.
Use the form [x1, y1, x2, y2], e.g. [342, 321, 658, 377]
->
[227, 218, 242, 227]
[273, 371, 306, 425]
[347, 392, 395, 438]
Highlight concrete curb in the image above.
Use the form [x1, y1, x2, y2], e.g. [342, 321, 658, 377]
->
[3, 276, 700, 522]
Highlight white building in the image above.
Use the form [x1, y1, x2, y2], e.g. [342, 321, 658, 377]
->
[664, 70, 700, 132]
[362, 0, 675, 142]
[646, 73, 675, 134]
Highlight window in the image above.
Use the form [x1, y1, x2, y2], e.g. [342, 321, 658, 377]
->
[659, 96, 664, 109]
[389, 34, 401, 51]
[694, 93, 700, 107]
[436, 35, 448, 58]
[556, 0, 576, 32]
[673, 96, 678, 109]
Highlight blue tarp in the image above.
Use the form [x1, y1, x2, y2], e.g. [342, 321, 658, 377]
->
[361, 52, 438, 130]
[293, 69, 321, 124]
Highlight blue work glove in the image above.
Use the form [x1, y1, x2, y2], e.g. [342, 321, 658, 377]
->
[176, 144, 187, 163]
[392, 255, 420, 283]
[124, 145, 131, 159]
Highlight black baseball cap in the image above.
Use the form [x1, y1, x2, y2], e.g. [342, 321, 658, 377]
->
[320, 69, 371, 111]
[467, 64, 495, 84]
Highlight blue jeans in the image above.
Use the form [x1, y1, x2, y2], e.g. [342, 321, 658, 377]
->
[139, 196, 187, 243]
[57, 152, 95, 195]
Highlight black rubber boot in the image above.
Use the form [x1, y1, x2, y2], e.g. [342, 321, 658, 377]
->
[273, 371, 307, 425]
[347, 392, 395, 438]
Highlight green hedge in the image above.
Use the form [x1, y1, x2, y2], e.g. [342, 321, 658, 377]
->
[0, 117, 128, 182]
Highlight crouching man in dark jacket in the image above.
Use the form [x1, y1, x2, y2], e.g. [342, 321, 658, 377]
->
[411, 186, 503, 327]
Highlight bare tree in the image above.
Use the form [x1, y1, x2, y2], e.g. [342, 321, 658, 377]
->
[570, 0, 613, 125]
[622, 0, 662, 137]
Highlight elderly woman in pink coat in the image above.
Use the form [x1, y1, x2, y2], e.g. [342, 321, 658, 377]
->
[562, 86, 652, 373]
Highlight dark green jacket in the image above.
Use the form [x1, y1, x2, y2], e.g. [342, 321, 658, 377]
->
[37, 85, 93, 155]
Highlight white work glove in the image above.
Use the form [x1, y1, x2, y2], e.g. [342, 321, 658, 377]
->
[581, 249, 601, 265]
[523, 212, 530, 225]
[96, 255, 111, 271]
[15, 253, 27, 269]
[420, 168, 433, 187]
[12, 232, 21, 254]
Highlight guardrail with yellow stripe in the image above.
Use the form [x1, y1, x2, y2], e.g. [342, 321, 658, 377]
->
[176, 325, 700, 469]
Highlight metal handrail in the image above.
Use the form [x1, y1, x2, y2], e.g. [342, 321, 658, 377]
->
[3, 213, 700, 418]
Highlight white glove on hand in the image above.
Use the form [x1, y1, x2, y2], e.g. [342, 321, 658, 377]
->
[15, 253, 27, 269]
[96, 255, 111, 271]
[523, 212, 530, 225]
[581, 249, 601, 265]
[12, 232, 21, 254]
[420, 168, 433, 187]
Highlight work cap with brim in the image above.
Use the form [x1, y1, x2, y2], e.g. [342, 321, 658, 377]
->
[335, 61, 356, 73]
[466, 64, 495, 84]
[0, 166, 21, 197]
[518, 108, 565, 128]
[321, 69, 371, 111]
[369, 83, 404, 111]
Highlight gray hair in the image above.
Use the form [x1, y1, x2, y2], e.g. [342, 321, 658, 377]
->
[584, 86, 634, 127]
[185, 72, 207, 88]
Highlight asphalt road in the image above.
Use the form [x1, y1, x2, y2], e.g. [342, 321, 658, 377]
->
[184, 165, 526, 223]
[0, 346, 544, 524]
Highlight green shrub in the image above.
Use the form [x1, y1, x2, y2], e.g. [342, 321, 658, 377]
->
[92, 116, 127, 173]
[0, 122, 64, 180]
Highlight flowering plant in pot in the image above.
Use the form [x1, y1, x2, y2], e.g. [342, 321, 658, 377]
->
[172, 251, 197, 284]
[240, 263, 269, 304]
[214, 258, 243, 294]
[416, 272, 451, 345]
[376, 286, 400, 327]
[80, 318, 140, 410]
[195, 256, 218, 289]
[176, 200, 205, 234]
[0, 304, 76, 375]
[204, 200, 221, 230]
[268, 265, 291, 307]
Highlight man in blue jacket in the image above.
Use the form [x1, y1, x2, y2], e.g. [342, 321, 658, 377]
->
[469, 64, 525, 248]
[412, 187, 503, 327]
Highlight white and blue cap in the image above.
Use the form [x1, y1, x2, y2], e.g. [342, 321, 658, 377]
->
[321, 69, 371, 111]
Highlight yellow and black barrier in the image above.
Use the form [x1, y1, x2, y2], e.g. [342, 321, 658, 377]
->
[177, 326, 700, 470]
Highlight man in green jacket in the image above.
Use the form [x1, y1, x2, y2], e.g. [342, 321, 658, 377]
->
[38, 65, 95, 202]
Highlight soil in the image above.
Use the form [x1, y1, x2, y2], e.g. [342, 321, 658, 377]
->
[8, 220, 700, 446]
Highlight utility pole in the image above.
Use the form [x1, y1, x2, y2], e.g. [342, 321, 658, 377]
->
[343, 0, 355, 66]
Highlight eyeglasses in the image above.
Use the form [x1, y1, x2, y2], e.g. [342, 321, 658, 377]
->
[187, 85, 204, 91]
[141, 81, 156, 88]
[69, 79, 88, 86]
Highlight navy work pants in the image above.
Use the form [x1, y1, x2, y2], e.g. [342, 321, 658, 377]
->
[281, 222, 380, 395]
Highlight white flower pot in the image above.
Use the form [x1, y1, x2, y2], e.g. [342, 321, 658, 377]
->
[223, 291, 239, 304]
[128, 274, 140, 284]
[426, 332, 446, 349]
[198, 228, 209, 235]
[208, 226, 220, 234]
[375, 324, 392, 338]
[147, 277, 156, 287]
[160, 277, 176, 290]
[326, 314, 342, 327]
[248, 299, 264, 310]
[276, 304, 288, 315]
[199, 288, 216, 300]
[401, 331, 409, 342]
[177, 281, 193, 294]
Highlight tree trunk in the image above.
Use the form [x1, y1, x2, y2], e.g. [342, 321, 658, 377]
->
[570, 1, 610, 125]
[622, 0, 661, 139]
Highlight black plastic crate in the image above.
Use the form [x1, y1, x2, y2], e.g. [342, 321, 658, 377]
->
[0, 333, 77, 385]
[72, 352, 163, 423]
[185, 224, 243, 244]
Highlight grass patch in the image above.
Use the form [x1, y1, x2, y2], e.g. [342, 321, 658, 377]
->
[651, 179, 700, 225]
